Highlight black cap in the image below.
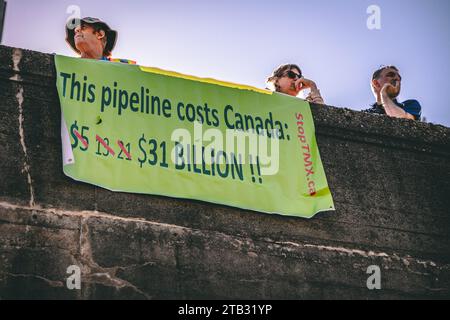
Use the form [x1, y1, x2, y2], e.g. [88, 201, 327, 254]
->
[65, 17, 118, 56]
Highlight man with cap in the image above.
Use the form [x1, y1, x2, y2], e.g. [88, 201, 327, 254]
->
[66, 17, 135, 64]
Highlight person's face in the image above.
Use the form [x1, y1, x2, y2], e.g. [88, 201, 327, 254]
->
[373, 68, 402, 98]
[74, 23, 104, 54]
[277, 68, 302, 96]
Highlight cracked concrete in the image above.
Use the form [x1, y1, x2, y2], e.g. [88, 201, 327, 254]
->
[77, 217, 152, 299]
[1, 202, 449, 299]
[9, 48, 35, 207]
[3, 201, 443, 275]
[6, 273, 64, 288]
[1, 44, 450, 299]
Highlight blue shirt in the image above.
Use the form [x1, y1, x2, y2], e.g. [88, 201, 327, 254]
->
[364, 99, 422, 120]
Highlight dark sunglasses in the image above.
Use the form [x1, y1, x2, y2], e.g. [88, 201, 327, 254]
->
[285, 70, 302, 80]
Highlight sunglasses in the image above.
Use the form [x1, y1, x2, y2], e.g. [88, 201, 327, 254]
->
[285, 70, 302, 80]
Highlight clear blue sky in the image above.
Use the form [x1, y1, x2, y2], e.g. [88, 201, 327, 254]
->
[3, 0, 450, 127]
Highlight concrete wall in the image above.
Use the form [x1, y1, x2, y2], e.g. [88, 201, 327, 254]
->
[1, 45, 449, 299]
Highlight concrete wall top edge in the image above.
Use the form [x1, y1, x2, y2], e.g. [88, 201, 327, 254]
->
[1, 45, 449, 149]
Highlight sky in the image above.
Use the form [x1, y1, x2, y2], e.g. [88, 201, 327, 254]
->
[3, 0, 450, 127]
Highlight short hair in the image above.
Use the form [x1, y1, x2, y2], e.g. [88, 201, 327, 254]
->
[266, 64, 302, 92]
[372, 65, 399, 80]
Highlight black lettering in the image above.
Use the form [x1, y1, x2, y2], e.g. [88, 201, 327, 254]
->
[118, 89, 128, 115]
[151, 95, 160, 115]
[204, 103, 212, 126]
[224, 105, 235, 129]
[244, 114, 255, 132]
[112, 82, 118, 108]
[130, 92, 139, 112]
[60, 72, 71, 97]
[211, 109, 220, 127]
[264, 112, 274, 137]
[216, 151, 229, 178]
[196, 105, 205, 124]
[201, 147, 211, 176]
[192, 145, 202, 174]
[70, 73, 81, 100]
[175, 142, 185, 170]
[186, 104, 196, 122]
[162, 99, 172, 118]
[231, 153, 244, 181]
[87, 84, 96, 103]
[177, 102, 185, 121]
[82, 76, 88, 102]
[101, 86, 112, 112]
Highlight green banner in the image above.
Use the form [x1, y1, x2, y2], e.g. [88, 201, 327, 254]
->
[55, 55, 334, 218]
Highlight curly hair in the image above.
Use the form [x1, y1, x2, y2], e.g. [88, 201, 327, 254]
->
[266, 64, 302, 92]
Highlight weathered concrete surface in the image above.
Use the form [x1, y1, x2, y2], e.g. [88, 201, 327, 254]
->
[1, 45, 449, 299]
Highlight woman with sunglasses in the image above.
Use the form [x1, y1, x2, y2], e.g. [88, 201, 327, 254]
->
[266, 64, 324, 104]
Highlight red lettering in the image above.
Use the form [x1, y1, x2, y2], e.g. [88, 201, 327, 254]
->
[308, 181, 316, 196]
[298, 134, 306, 143]
[303, 153, 313, 168]
[295, 114, 316, 196]
[302, 145, 311, 153]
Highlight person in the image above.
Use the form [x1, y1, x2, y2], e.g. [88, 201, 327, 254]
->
[65, 17, 135, 64]
[266, 64, 325, 104]
[364, 65, 421, 120]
